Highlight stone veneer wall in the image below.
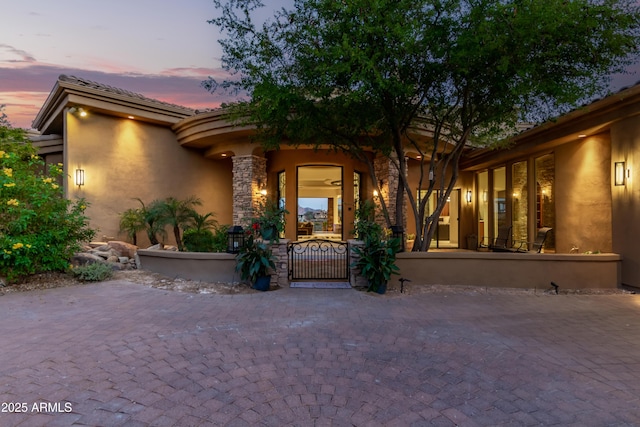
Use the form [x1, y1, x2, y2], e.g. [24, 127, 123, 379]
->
[348, 240, 368, 288]
[232, 155, 267, 226]
[270, 240, 289, 288]
[373, 155, 406, 230]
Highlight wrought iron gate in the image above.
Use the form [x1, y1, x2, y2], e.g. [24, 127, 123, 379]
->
[288, 239, 349, 281]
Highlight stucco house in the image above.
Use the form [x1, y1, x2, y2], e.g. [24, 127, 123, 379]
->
[30, 75, 640, 288]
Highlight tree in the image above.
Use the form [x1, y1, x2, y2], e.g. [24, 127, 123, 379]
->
[0, 110, 95, 283]
[206, 0, 640, 250]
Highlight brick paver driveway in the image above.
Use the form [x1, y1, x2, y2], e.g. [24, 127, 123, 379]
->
[1, 280, 640, 426]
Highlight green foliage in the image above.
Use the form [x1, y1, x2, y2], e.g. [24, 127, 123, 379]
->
[211, 225, 230, 252]
[352, 237, 401, 293]
[70, 262, 113, 282]
[208, 0, 640, 250]
[153, 196, 203, 251]
[235, 233, 276, 284]
[182, 225, 229, 252]
[182, 229, 216, 252]
[132, 198, 166, 246]
[118, 207, 145, 245]
[250, 199, 288, 243]
[0, 120, 95, 283]
[353, 200, 383, 243]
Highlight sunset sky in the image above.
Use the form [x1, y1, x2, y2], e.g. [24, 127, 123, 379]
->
[1, 0, 639, 129]
[0, 0, 290, 128]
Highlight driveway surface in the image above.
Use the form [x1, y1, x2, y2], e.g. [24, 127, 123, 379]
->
[0, 281, 639, 426]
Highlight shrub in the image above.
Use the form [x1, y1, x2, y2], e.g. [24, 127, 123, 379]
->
[183, 229, 216, 252]
[0, 123, 95, 283]
[70, 262, 113, 282]
[182, 225, 230, 252]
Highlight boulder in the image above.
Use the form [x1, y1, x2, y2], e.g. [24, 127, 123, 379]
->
[91, 249, 119, 259]
[88, 241, 109, 248]
[71, 253, 105, 266]
[108, 241, 138, 258]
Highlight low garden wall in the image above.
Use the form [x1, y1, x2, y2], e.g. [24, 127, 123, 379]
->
[138, 244, 622, 290]
[137, 240, 290, 287]
[395, 251, 622, 290]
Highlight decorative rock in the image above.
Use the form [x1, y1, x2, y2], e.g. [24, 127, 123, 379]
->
[71, 253, 105, 266]
[118, 257, 129, 264]
[147, 244, 163, 251]
[108, 241, 138, 258]
[106, 255, 119, 263]
[88, 242, 109, 248]
[91, 249, 119, 259]
[163, 245, 179, 251]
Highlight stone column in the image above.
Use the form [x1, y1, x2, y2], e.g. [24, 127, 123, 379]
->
[348, 239, 368, 289]
[270, 240, 290, 288]
[232, 155, 267, 226]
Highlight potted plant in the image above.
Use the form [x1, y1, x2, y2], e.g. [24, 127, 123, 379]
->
[251, 199, 288, 243]
[352, 236, 401, 294]
[235, 233, 276, 291]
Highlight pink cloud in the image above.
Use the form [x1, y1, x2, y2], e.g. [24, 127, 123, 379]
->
[0, 44, 36, 64]
[0, 64, 236, 128]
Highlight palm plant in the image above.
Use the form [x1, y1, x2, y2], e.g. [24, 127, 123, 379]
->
[155, 196, 203, 251]
[118, 207, 145, 245]
[188, 211, 218, 233]
[134, 198, 166, 246]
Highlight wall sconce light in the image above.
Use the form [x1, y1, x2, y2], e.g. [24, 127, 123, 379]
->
[256, 179, 267, 195]
[615, 161, 626, 186]
[466, 190, 472, 203]
[75, 169, 85, 187]
[373, 189, 379, 197]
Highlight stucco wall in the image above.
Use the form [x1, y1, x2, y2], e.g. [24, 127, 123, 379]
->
[395, 252, 621, 290]
[65, 111, 233, 247]
[611, 116, 640, 287]
[555, 135, 612, 253]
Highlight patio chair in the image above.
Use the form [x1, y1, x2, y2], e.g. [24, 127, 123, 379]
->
[515, 227, 553, 253]
[489, 226, 513, 252]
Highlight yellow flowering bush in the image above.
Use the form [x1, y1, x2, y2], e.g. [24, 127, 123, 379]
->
[0, 121, 95, 283]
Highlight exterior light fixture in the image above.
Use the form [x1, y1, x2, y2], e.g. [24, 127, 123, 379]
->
[127, 115, 135, 119]
[373, 189, 379, 197]
[466, 190, 472, 203]
[75, 169, 85, 187]
[227, 225, 245, 254]
[260, 189, 267, 196]
[615, 161, 626, 186]
[78, 108, 87, 117]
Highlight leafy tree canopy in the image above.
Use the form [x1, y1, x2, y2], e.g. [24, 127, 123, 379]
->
[206, 0, 640, 250]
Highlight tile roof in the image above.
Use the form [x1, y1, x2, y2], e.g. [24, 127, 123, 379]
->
[58, 74, 195, 113]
